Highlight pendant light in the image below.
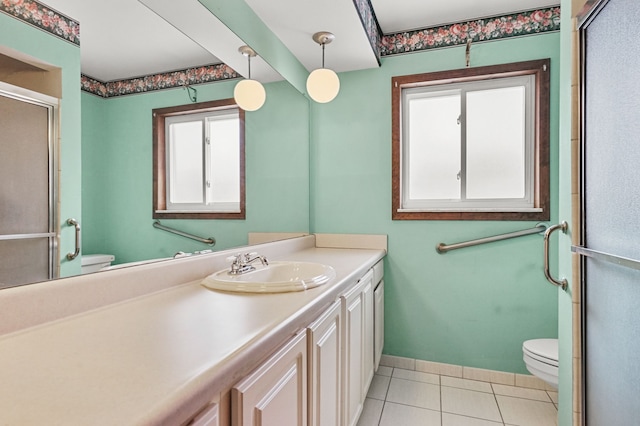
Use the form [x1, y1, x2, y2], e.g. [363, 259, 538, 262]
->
[234, 46, 266, 111]
[306, 32, 340, 103]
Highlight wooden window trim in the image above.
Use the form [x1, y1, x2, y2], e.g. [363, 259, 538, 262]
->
[391, 59, 550, 221]
[153, 99, 245, 220]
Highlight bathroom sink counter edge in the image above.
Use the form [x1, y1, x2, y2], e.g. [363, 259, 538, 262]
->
[0, 234, 386, 425]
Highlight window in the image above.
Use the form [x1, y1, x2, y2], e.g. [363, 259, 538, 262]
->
[392, 60, 550, 221]
[153, 99, 245, 219]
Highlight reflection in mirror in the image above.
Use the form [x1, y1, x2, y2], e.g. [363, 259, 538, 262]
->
[153, 99, 245, 219]
[0, 0, 311, 288]
[0, 81, 59, 289]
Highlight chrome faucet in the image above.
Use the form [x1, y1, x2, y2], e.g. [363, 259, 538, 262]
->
[227, 252, 269, 275]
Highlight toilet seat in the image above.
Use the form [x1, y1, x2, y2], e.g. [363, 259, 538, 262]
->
[522, 338, 558, 389]
[523, 339, 558, 367]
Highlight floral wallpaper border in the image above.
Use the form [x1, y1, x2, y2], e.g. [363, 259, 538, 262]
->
[6, 0, 560, 97]
[352, 0, 382, 62]
[1, 0, 79, 45]
[380, 7, 561, 56]
[81, 64, 239, 98]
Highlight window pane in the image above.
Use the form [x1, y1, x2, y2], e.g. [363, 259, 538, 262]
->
[408, 93, 461, 200]
[466, 86, 525, 199]
[208, 115, 240, 205]
[169, 121, 203, 203]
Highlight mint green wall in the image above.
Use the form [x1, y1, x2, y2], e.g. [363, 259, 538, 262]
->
[0, 13, 82, 277]
[80, 29, 561, 374]
[81, 80, 309, 263]
[557, 0, 575, 424]
[310, 33, 561, 373]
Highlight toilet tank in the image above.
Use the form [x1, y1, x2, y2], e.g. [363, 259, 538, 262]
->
[81, 254, 115, 274]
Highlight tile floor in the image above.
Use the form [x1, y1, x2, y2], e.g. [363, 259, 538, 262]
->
[357, 366, 558, 426]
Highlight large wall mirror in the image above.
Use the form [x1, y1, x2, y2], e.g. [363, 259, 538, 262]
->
[0, 0, 311, 289]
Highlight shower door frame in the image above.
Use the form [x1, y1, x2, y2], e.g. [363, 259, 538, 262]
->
[0, 81, 59, 285]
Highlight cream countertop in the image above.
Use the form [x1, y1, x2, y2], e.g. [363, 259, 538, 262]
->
[0, 235, 385, 425]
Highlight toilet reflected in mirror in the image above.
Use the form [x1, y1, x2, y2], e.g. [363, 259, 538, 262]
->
[81, 254, 115, 275]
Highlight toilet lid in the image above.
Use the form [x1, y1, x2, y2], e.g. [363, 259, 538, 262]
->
[523, 339, 558, 367]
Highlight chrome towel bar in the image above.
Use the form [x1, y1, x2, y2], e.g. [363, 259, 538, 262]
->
[436, 224, 547, 254]
[543, 222, 568, 291]
[153, 221, 216, 246]
[66, 218, 81, 260]
[0, 232, 56, 241]
[572, 245, 640, 272]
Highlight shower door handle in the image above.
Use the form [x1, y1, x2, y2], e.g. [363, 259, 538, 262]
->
[66, 218, 81, 260]
[543, 221, 568, 291]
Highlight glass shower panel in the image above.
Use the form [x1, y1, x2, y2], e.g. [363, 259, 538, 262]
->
[0, 94, 49, 235]
[0, 92, 52, 285]
[0, 239, 50, 288]
[582, 0, 640, 423]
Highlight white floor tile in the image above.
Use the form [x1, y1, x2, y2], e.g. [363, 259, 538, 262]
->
[393, 368, 440, 385]
[496, 395, 558, 426]
[492, 384, 551, 402]
[441, 376, 493, 393]
[355, 364, 559, 426]
[367, 374, 391, 400]
[376, 365, 393, 377]
[386, 377, 440, 411]
[441, 386, 503, 422]
[357, 398, 384, 426]
[379, 402, 441, 426]
[442, 412, 504, 426]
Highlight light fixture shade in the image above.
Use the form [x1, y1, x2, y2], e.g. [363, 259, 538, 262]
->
[234, 79, 266, 111]
[306, 68, 340, 103]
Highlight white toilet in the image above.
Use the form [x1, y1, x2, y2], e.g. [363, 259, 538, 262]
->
[523, 338, 558, 389]
[81, 254, 115, 274]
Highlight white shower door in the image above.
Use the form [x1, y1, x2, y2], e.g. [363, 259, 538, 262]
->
[0, 86, 57, 288]
[578, 0, 640, 424]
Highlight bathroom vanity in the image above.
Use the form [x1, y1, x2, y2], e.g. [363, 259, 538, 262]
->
[0, 234, 385, 426]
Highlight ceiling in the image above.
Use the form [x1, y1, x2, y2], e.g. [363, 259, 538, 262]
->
[41, 0, 559, 83]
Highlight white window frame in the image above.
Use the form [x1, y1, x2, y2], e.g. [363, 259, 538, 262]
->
[153, 99, 245, 220]
[400, 75, 537, 212]
[391, 60, 550, 221]
[164, 108, 240, 213]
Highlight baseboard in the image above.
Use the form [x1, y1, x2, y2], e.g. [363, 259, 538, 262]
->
[380, 354, 556, 391]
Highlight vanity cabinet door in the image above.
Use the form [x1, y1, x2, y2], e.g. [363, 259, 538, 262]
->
[307, 300, 342, 426]
[341, 269, 374, 426]
[374, 280, 384, 371]
[362, 274, 374, 393]
[189, 403, 219, 426]
[232, 332, 307, 426]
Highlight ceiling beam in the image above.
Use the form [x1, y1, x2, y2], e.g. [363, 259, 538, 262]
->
[197, 0, 309, 95]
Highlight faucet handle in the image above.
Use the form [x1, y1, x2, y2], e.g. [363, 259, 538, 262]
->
[226, 254, 243, 263]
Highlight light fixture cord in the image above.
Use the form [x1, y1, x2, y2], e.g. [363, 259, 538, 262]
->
[248, 54, 252, 79]
[321, 43, 325, 69]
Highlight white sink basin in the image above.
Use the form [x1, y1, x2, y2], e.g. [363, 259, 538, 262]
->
[201, 261, 336, 293]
